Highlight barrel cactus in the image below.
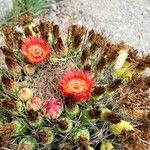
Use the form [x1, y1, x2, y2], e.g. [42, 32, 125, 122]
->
[0, 14, 149, 150]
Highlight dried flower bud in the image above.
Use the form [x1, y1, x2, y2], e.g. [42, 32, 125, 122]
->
[58, 117, 73, 133]
[1, 99, 17, 110]
[88, 30, 96, 43]
[24, 26, 32, 37]
[27, 110, 43, 128]
[0, 46, 14, 57]
[106, 79, 123, 92]
[73, 35, 83, 50]
[1, 25, 17, 47]
[17, 39, 23, 50]
[17, 14, 33, 26]
[81, 49, 89, 64]
[106, 45, 119, 63]
[65, 104, 80, 118]
[89, 43, 98, 56]
[0, 123, 15, 137]
[37, 21, 52, 41]
[27, 110, 39, 122]
[64, 96, 76, 110]
[26, 97, 42, 111]
[72, 128, 90, 145]
[5, 57, 22, 76]
[56, 37, 66, 53]
[127, 48, 139, 62]
[23, 64, 36, 76]
[135, 60, 146, 71]
[18, 88, 33, 101]
[59, 142, 73, 150]
[70, 25, 78, 37]
[1, 25, 14, 37]
[92, 85, 105, 96]
[32, 26, 39, 34]
[1, 75, 17, 93]
[42, 98, 63, 119]
[87, 107, 100, 120]
[135, 60, 148, 71]
[96, 56, 106, 73]
[1, 98, 24, 115]
[77, 136, 90, 150]
[37, 127, 54, 145]
[83, 64, 91, 73]
[105, 112, 121, 124]
[65, 97, 80, 118]
[52, 24, 60, 39]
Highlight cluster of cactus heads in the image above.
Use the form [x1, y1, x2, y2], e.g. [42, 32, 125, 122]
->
[0, 13, 150, 150]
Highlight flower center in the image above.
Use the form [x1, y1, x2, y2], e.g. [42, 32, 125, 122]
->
[66, 79, 87, 93]
[29, 45, 43, 58]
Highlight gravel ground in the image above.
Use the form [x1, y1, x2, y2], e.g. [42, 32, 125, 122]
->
[41, 0, 150, 54]
[0, 0, 12, 20]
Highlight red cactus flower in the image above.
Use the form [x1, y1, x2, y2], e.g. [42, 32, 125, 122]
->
[21, 37, 51, 64]
[58, 70, 94, 102]
[42, 98, 63, 119]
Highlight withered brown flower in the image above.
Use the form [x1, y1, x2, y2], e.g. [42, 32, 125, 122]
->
[17, 13, 33, 26]
[57, 119, 69, 131]
[77, 136, 90, 150]
[106, 79, 123, 92]
[95, 56, 106, 73]
[87, 107, 100, 119]
[92, 85, 105, 96]
[106, 112, 121, 124]
[119, 130, 148, 150]
[59, 142, 73, 150]
[37, 130, 49, 144]
[27, 110, 39, 122]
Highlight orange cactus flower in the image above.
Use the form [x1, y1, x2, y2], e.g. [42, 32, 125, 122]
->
[58, 70, 94, 102]
[21, 37, 51, 64]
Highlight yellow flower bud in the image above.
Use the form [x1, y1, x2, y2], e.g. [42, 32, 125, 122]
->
[49, 56, 60, 63]
[110, 120, 134, 135]
[100, 141, 115, 150]
[18, 88, 33, 101]
[114, 45, 129, 70]
[23, 23, 36, 37]
[113, 61, 133, 82]
[100, 108, 111, 121]
[24, 64, 36, 76]
[66, 61, 76, 70]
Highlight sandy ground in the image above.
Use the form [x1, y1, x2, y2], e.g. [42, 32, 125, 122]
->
[0, 0, 150, 66]
[41, 0, 150, 54]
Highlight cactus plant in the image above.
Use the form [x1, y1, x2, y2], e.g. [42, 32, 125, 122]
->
[0, 13, 149, 150]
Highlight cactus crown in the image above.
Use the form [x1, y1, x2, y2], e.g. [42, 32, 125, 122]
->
[0, 14, 149, 150]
